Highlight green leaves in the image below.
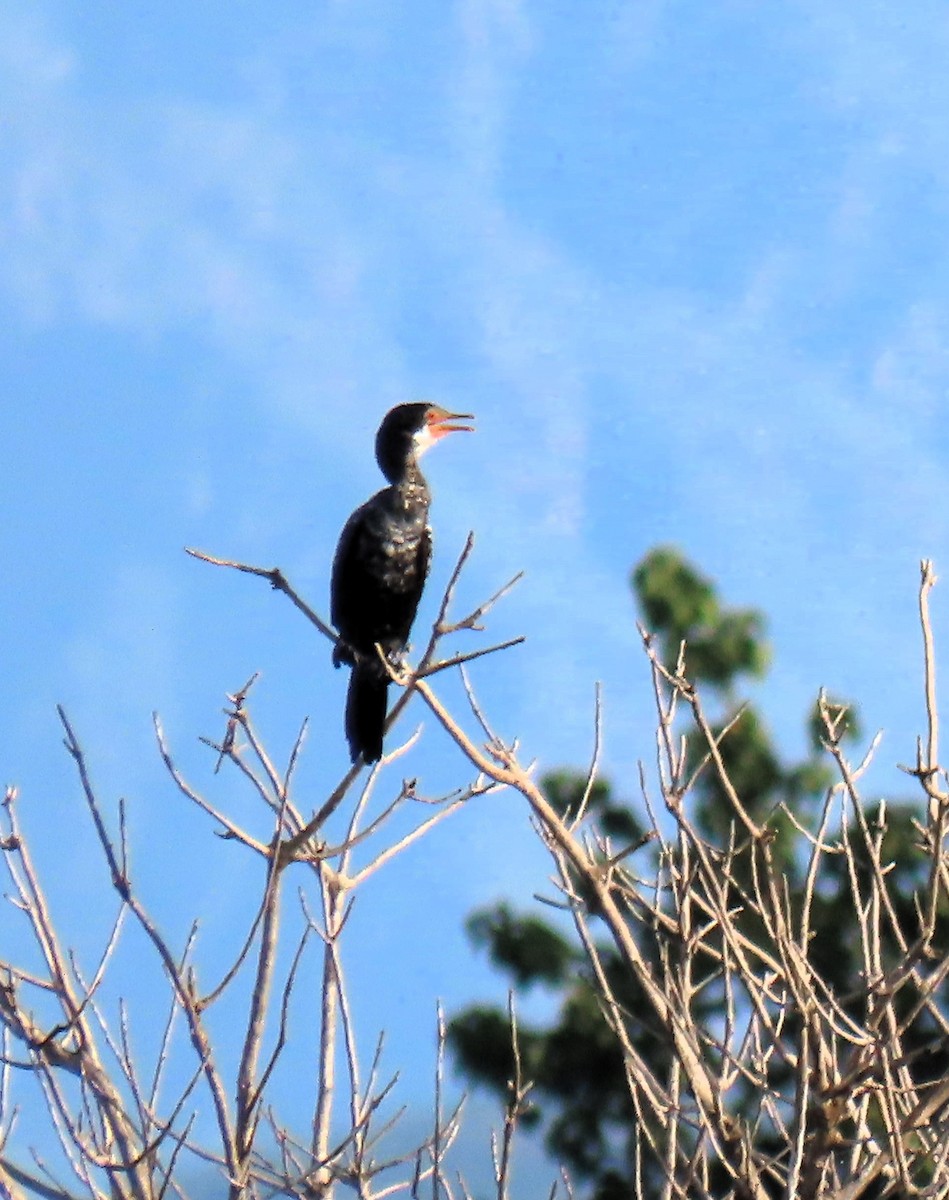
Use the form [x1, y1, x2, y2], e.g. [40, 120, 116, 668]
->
[633, 547, 769, 688]
[543, 770, 643, 842]
[466, 903, 576, 987]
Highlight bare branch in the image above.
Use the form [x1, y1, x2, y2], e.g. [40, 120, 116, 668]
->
[185, 546, 339, 644]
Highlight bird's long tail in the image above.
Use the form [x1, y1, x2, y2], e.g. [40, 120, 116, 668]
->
[345, 659, 389, 763]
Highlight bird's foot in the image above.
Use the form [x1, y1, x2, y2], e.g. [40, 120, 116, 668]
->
[333, 642, 356, 669]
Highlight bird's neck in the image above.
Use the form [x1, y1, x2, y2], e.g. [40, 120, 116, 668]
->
[391, 455, 424, 488]
[388, 458, 430, 511]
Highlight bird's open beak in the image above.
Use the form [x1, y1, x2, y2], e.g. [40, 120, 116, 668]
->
[427, 408, 475, 438]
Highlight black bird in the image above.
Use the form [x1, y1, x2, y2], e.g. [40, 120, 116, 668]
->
[331, 403, 474, 762]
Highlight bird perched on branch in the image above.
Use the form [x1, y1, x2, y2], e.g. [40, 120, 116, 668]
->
[331, 403, 474, 762]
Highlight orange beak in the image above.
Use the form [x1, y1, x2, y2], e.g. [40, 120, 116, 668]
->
[426, 407, 475, 438]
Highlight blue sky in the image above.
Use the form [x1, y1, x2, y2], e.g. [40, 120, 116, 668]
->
[3, 1, 949, 1193]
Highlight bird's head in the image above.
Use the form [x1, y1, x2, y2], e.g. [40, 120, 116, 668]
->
[375, 403, 475, 482]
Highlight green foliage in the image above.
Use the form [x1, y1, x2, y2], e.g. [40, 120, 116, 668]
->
[447, 1007, 544, 1129]
[542, 770, 643, 842]
[449, 545, 943, 1199]
[466, 903, 576, 987]
[807, 692, 863, 752]
[633, 547, 769, 687]
[633, 546, 718, 644]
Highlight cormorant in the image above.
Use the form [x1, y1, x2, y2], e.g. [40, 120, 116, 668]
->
[331, 403, 474, 762]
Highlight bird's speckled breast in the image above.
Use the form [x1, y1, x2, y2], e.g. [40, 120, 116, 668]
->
[358, 486, 431, 594]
